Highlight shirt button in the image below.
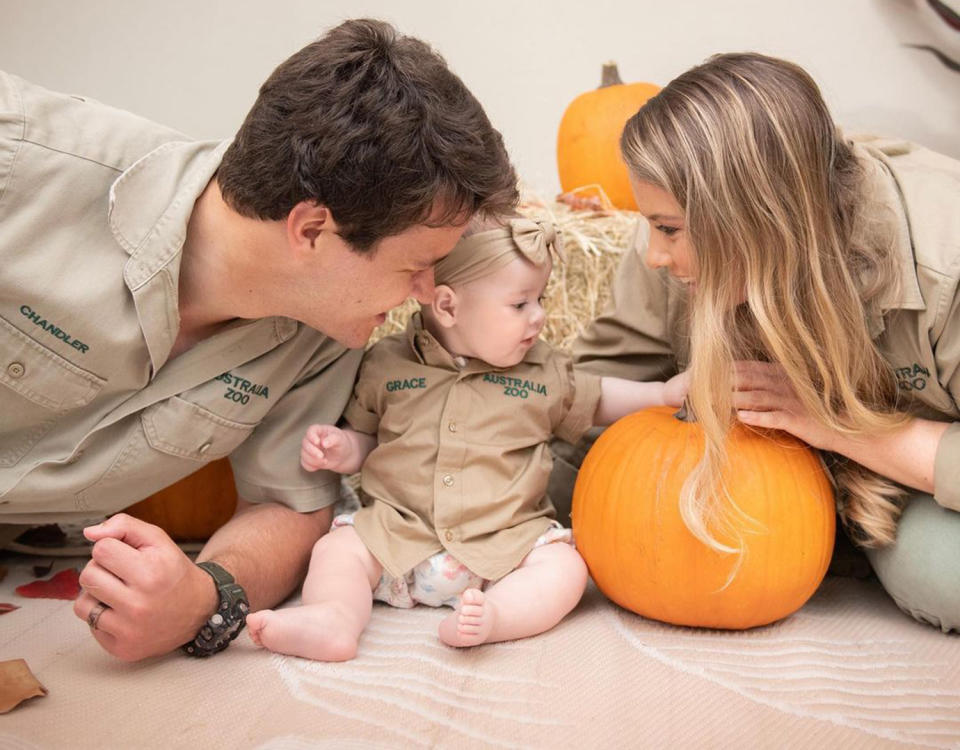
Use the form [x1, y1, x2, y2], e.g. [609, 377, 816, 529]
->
[198, 442, 212, 456]
[442, 474, 454, 487]
[7, 361, 25, 379]
[448, 421, 457, 433]
[444, 529, 454, 542]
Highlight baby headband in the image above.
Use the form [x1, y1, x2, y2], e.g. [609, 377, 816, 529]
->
[433, 217, 564, 287]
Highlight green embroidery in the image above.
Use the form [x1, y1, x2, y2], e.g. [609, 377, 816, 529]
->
[215, 371, 270, 405]
[482, 373, 547, 399]
[19, 305, 89, 353]
[386, 377, 426, 392]
[894, 363, 930, 392]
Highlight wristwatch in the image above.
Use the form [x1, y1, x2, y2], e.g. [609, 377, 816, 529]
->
[181, 561, 250, 657]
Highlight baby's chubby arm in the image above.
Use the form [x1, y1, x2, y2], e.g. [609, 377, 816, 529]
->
[300, 423, 378, 475]
[593, 370, 689, 426]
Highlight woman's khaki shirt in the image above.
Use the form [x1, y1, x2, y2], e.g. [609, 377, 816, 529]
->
[0, 72, 361, 522]
[344, 315, 602, 580]
[573, 136, 960, 511]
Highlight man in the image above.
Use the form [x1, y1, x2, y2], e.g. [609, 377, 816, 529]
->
[0, 18, 518, 661]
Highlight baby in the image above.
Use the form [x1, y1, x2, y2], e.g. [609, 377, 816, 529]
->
[246, 216, 687, 660]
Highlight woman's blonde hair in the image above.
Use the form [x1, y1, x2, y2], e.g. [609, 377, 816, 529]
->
[620, 52, 906, 552]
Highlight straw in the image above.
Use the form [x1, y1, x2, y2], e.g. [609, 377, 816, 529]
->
[368, 189, 638, 354]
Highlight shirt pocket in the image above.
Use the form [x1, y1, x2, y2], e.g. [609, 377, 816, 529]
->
[73, 397, 258, 514]
[0, 314, 105, 467]
[141, 396, 256, 460]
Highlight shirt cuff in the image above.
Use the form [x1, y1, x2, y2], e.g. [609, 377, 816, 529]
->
[555, 371, 603, 445]
[233, 476, 342, 512]
[343, 400, 379, 435]
[933, 422, 960, 511]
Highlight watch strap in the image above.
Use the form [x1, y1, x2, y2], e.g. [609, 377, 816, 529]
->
[182, 561, 249, 657]
[197, 560, 235, 588]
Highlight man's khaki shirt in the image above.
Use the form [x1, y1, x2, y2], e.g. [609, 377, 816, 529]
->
[0, 72, 362, 523]
[573, 135, 960, 511]
[344, 315, 602, 580]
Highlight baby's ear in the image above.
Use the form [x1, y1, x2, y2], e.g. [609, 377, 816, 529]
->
[430, 285, 458, 328]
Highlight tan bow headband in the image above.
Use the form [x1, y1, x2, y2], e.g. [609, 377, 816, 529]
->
[433, 218, 565, 287]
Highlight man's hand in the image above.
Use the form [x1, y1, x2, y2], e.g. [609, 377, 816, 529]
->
[74, 514, 216, 662]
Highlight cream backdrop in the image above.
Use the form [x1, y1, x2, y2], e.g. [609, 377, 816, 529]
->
[1, 0, 958, 196]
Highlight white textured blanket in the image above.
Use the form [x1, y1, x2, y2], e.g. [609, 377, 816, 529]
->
[1, 554, 958, 749]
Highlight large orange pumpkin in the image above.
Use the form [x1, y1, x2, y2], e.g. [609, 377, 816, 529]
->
[571, 406, 835, 629]
[556, 63, 660, 210]
[124, 458, 238, 542]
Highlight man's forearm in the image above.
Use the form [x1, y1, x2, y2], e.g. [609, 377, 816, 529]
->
[198, 499, 333, 611]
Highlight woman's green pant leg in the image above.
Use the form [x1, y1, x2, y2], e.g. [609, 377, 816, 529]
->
[865, 493, 960, 633]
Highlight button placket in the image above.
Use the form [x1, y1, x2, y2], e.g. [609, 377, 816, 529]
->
[434, 374, 465, 548]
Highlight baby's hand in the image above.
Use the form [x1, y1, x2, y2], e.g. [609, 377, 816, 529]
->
[663, 370, 690, 409]
[300, 424, 351, 473]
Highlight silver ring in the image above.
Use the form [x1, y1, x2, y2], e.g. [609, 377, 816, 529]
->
[87, 602, 108, 631]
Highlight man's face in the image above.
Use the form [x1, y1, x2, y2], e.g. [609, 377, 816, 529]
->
[308, 220, 469, 348]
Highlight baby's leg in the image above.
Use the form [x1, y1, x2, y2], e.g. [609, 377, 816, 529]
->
[247, 525, 381, 661]
[438, 542, 587, 647]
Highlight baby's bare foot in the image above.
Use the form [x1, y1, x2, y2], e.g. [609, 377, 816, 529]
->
[438, 588, 495, 647]
[246, 604, 360, 661]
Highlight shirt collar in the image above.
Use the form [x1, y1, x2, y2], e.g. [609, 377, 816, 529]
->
[405, 312, 548, 372]
[107, 139, 296, 370]
[851, 140, 925, 338]
[109, 140, 229, 287]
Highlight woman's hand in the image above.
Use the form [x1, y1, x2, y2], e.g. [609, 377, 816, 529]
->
[732, 360, 949, 494]
[731, 361, 836, 450]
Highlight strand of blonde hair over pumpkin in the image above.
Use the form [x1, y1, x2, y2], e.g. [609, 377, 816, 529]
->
[620, 52, 908, 555]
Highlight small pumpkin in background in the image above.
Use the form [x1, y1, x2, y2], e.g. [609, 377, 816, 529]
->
[557, 62, 660, 210]
[124, 458, 238, 542]
[571, 406, 835, 630]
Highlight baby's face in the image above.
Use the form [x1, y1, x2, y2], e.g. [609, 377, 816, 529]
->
[453, 257, 551, 368]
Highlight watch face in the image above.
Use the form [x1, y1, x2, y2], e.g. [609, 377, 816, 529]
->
[183, 566, 249, 657]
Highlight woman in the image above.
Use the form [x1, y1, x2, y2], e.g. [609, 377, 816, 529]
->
[569, 52, 960, 632]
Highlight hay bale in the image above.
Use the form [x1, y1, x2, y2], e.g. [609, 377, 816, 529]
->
[369, 194, 639, 353]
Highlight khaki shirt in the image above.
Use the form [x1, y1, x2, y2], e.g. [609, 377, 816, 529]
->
[0, 72, 362, 523]
[344, 314, 602, 580]
[572, 135, 960, 511]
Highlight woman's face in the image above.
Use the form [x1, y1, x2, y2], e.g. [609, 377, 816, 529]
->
[630, 178, 696, 287]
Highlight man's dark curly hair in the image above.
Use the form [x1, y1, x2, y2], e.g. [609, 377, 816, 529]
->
[217, 18, 518, 251]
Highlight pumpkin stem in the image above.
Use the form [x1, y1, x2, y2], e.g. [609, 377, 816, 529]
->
[674, 398, 696, 423]
[600, 62, 623, 88]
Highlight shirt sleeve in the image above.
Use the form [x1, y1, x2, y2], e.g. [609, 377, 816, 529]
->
[934, 424, 960, 510]
[228, 340, 363, 512]
[932, 277, 960, 511]
[552, 352, 603, 445]
[342, 347, 382, 436]
[573, 220, 687, 382]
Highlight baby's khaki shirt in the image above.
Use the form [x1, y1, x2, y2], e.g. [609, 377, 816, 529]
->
[574, 136, 960, 511]
[344, 315, 602, 581]
[0, 72, 361, 523]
